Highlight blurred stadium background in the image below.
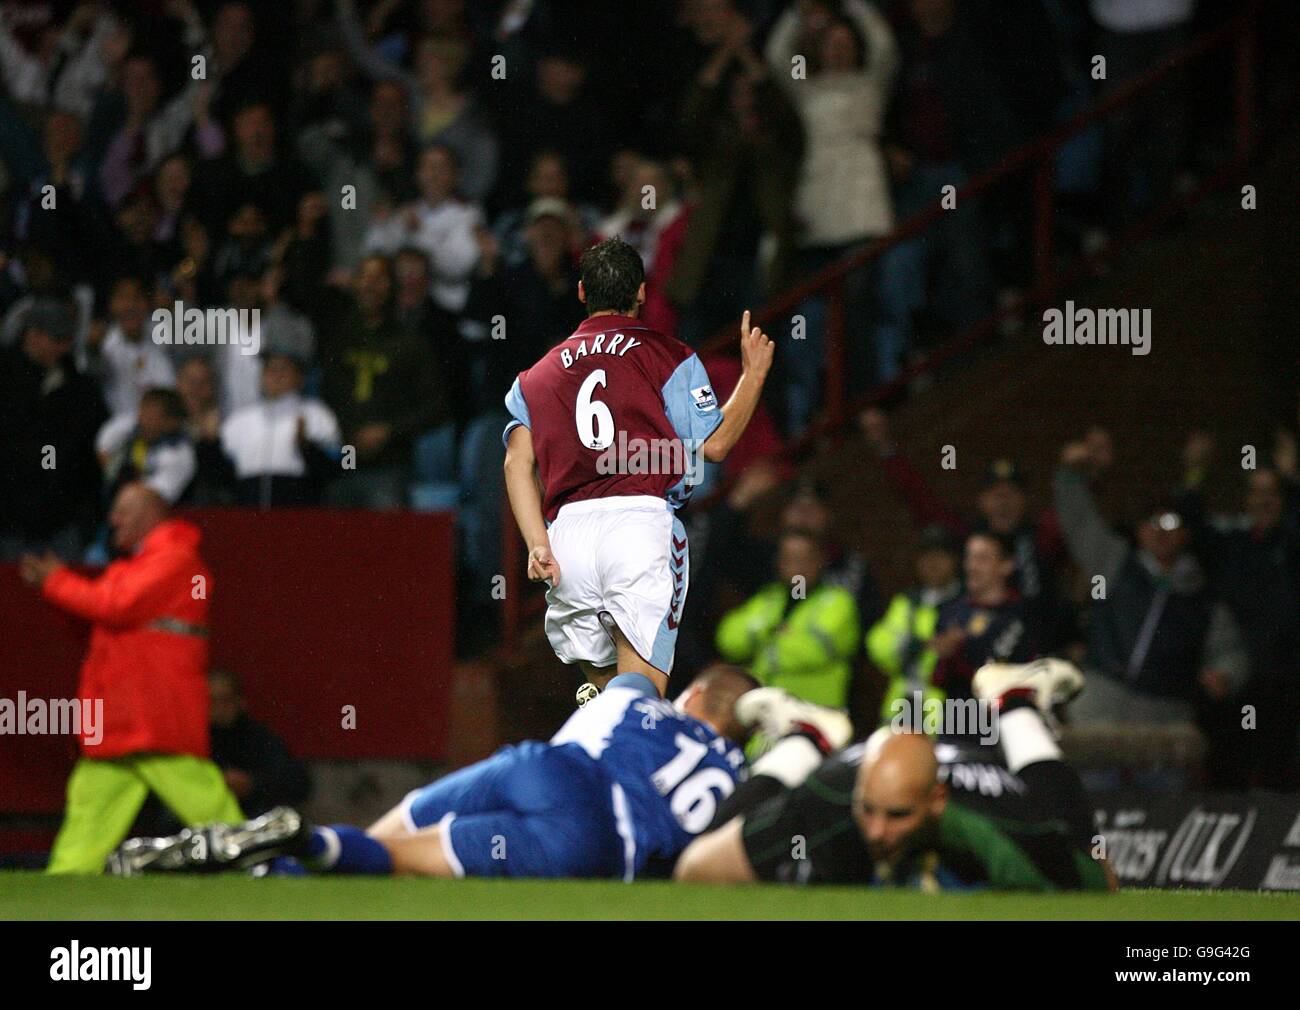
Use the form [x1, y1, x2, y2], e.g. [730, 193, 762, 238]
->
[0, 0, 1298, 901]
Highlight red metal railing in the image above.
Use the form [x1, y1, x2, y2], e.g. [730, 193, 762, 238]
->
[500, 4, 1261, 650]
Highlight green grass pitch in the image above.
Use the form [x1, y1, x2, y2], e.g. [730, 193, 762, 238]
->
[3, 873, 1299, 920]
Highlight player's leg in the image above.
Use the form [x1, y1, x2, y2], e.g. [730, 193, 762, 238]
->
[365, 746, 621, 878]
[597, 510, 688, 698]
[134, 753, 244, 827]
[579, 660, 617, 692]
[973, 660, 1092, 846]
[384, 802, 622, 879]
[106, 744, 502, 874]
[47, 758, 150, 874]
[369, 742, 547, 839]
[673, 816, 756, 883]
[209, 810, 608, 881]
[606, 619, 667, 696]
[540, 504, 619, 702]
[378, 823, 459, 876]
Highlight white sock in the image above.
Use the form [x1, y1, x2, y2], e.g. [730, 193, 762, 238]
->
[999, 708, 1062, 773]
[752, 735, 823, 788]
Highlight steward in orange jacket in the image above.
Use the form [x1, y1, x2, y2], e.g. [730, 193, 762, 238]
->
[43, 515, 212, 758]
[22, 482, 240, 873]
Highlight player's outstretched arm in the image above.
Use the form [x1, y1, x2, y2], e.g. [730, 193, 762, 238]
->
[503, 425, 560, 585]
[701, 310, 775, 464]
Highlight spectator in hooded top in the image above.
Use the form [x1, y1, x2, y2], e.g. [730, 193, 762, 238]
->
[1053, 433, 1249, 736]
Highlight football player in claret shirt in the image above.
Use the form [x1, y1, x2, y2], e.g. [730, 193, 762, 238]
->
[502, 237, 774, 702]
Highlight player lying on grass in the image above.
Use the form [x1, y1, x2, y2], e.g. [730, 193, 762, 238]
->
[503, 237, 775, 704]
[676, 660, 1116, 891]
[108, 666, 766, 880]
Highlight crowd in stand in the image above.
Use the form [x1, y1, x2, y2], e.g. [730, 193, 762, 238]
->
[0, 0, 1228, 576]
[2, 1, 1292, 784]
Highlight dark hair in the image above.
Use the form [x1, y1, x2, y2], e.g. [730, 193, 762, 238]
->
[140, 386, 187, 422]
[968, 529, 1015, 560]
[579, 238, 645, 314]
[811, 14, 869, 73]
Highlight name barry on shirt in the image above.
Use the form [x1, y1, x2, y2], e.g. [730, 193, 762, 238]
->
[559, 331, 643, 366]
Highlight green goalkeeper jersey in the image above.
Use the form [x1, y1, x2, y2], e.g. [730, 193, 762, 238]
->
[740, 745, 1110, 891]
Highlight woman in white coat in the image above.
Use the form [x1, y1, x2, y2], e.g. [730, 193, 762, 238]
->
[765, 0, 901, 430]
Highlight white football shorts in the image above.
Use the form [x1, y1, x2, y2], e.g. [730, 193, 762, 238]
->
[543, 495, 688, 674]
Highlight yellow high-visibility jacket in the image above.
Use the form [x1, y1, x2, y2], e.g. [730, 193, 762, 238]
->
[715, 581, 860, 709]
[866, 588, 949, 724]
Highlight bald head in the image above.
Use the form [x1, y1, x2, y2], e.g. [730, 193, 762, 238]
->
[853, 730, 947, 867]
[865, 730, 939, 789]
[109, 482, 168, 552]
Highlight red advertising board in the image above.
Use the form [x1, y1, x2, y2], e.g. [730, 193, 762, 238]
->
[0, 508, 457, 817]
